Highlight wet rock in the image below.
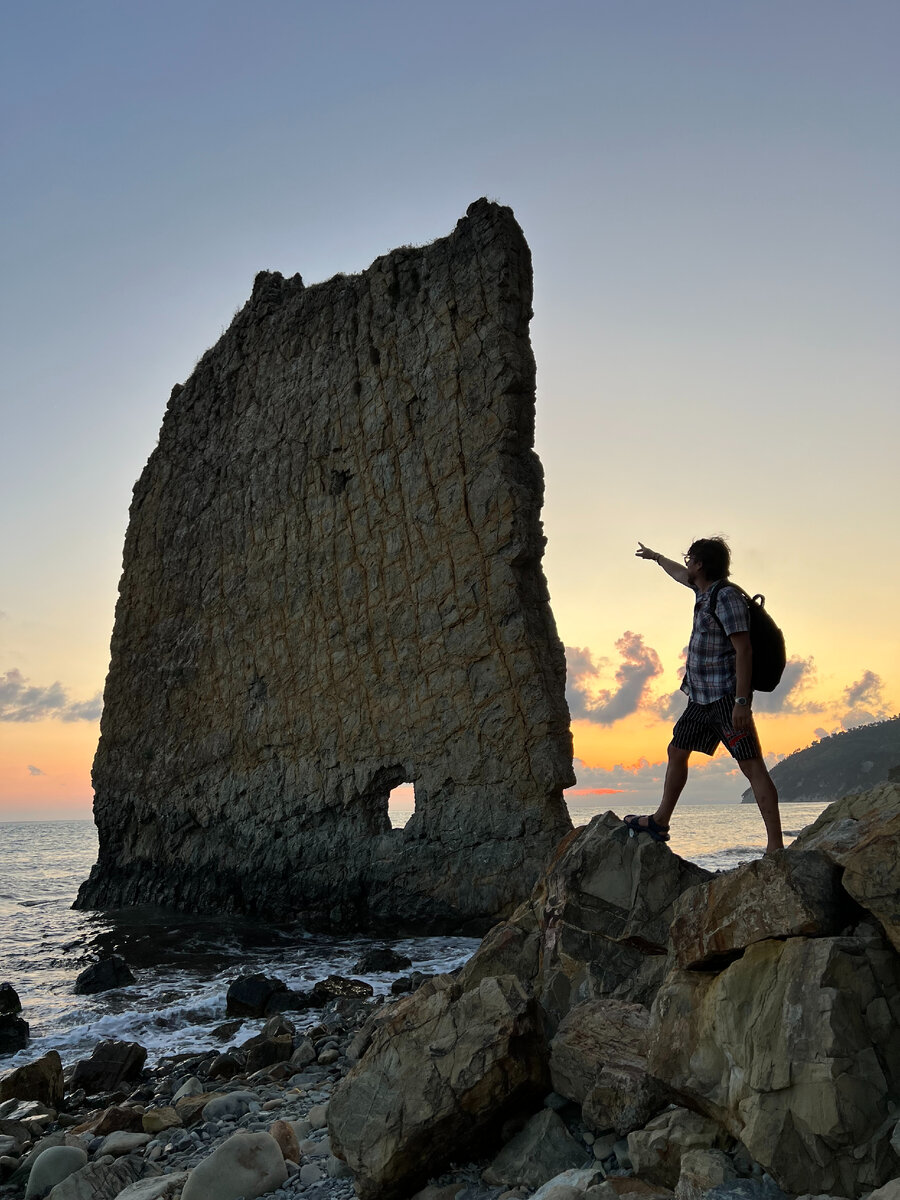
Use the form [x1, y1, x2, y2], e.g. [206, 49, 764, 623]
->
[180, 1130, 288, 1200]
[0, 984, 21, 1016]
[391, 971, 434, 995]
[669, 851, 844, 969]
[211, 1020, 242, 1041]
[0, 1015, 29, 1054]
[73, 954, 136, 995]
[649, 936, 900, 1196]
[312, 975, 374, 1002]
[328, 974, 548, 1199]
[263, 989, 314, 1015]
[225, 973, 287, 1018]
[482, 1109, 591, 1188]
[244, 1035, 292, 1073]
[352, 947, 414, 973]
[22, 1145, 87, 1198]
[627, 1108, 727, 1190]
[69, 1040, 147, 1093]
[207, 1052, 241, 1080]
[0, 1051, 64, 1107]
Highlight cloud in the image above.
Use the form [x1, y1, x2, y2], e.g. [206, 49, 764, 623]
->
[753, 656, 825, 714]
[27, 764, 46, 776]
[566, 633, 663, 725]
[839, 669, 891, 730]
[842, 670, 884, 710]
[0, 668, 102, 723]
[568, 754, 750, 805]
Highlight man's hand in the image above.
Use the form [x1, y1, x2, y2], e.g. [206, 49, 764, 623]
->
[733, 703, 752, 731]
[637, 543, 692, 585]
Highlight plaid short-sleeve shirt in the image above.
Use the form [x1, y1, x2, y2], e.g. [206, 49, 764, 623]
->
[681, 583, 749, 704]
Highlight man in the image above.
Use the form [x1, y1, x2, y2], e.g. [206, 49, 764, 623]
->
[629, 536, 783, 852]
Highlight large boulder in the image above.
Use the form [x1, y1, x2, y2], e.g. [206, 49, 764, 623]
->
[482, 1108, 591, 1188]
[0, 1050, 64, 1107]
[113, 1173, 190, 1199]
[0, 983, 22, 1015]
[69, 1039, 147, 1092]
[626, 1107, 727, 1190]
[649, 935, 900, 1197]
[312, 974, 374, 1002]
[351, 947, 413, 973]
[180, 1131, 288, 1200]
[225, 974, 286, 1018]
[73, 954, 136, 995]
[549, 999, 670, 1136]
[328, 973, 548, 1199]
[0, 1015, 29, 1054]
[42, 1155, 161, 1199]
[792, 781, 900, 952]
[23, 1146, 88, 1198]
[669, 850, 844, 969]
[459, 812, 712, 1025]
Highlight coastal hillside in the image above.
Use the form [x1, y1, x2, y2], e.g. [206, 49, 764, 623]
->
[741, 715, 900, 802]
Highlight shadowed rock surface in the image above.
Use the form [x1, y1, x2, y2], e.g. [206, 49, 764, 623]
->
[76, 199, 574, 932]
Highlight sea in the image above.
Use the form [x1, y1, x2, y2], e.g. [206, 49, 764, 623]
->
[0, 799, 830, 1073]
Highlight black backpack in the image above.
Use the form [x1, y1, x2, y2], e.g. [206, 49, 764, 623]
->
[709, 581, 787, 693]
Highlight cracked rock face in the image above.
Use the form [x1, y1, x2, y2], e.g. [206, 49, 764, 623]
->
[76, 199, 574, 931]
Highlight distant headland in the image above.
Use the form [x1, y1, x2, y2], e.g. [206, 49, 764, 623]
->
[741, 714, 900, 802]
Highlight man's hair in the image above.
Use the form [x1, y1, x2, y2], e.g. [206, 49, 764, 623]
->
[686, 536, 731, 580]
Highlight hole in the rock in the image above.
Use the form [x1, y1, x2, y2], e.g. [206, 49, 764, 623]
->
[388, 783, 416, 830]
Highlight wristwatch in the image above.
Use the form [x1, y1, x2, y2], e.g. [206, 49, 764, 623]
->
[735, 696, 749, 707]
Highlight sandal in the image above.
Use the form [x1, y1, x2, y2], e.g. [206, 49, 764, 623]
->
[623, 814, 670, 843]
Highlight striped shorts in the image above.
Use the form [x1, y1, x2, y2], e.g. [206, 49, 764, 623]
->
[672, 694, 762, 761]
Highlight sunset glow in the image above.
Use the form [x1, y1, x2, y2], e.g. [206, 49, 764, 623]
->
[2, 2, 897, 820]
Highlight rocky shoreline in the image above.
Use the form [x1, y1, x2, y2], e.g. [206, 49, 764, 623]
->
[1, 781, 898, 1200]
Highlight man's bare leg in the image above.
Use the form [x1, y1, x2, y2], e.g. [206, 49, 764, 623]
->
[653, 743, 691, 828]
[739, 757, 783, 852]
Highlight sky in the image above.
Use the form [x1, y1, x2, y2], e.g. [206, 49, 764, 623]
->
[2, 1, 898, 820]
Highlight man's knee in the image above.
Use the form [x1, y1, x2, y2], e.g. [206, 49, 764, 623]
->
[739, 756, 772, 784]
[667, 742, 690, 766]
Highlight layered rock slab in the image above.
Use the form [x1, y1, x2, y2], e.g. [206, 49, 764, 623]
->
[668, 849, 844, 969]
[648, 934, 900, 1196]
[792, 780, 900, 952]
[77, 199, 574, 931]
[458, 811, 712, 1021]
[327, 974, 549, 1199]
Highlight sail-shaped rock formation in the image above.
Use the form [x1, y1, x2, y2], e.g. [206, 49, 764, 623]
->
[76, 199, 574, 932]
